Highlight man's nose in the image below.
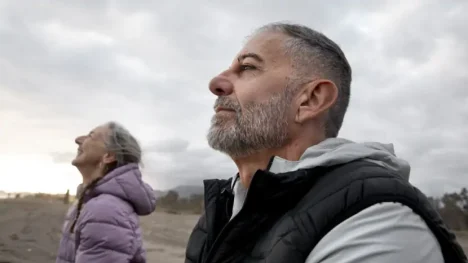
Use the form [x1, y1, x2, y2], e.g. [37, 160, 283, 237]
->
[209, 73, 234, 96]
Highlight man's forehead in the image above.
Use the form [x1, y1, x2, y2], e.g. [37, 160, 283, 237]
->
[236, 32, 288, 63]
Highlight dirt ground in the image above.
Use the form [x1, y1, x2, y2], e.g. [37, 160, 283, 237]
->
[0, 199, 467, 263]
[0, 199, 199, 263]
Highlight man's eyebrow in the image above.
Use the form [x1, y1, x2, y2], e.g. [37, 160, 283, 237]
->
[237, 52, 264, 63]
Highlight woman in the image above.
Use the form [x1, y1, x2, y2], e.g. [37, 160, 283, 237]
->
[56, 121, 157, 263]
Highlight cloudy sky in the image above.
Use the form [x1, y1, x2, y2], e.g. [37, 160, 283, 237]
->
[0, 0, 466, 195]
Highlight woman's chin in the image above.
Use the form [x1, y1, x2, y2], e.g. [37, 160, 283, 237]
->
[71, 157, 82, 166]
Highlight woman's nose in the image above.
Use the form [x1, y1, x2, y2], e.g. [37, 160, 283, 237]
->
[75, 136, 85, 145]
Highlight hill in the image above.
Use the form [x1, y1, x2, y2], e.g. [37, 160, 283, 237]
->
[155, 185, 204, 199]
[171, 185, 204, 198]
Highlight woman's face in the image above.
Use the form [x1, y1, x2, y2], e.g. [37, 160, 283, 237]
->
[71, 124, 110, 168]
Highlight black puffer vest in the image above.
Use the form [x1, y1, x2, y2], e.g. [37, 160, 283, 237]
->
[185, 160, 467, 263]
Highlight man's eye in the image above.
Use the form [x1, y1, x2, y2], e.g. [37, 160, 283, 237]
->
[240, 64, 256, 71]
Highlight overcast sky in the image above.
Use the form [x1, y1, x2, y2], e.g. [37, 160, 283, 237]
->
[0, 0, 467, 195]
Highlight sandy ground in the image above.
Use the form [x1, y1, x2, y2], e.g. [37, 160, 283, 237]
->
[0, 199, 467, 263]
[0, 199, 199, 263]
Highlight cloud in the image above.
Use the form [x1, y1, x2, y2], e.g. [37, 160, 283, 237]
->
[143, 147, 235, 189]
[145, 138, 190, 154]
[50, 152, 76, 164]
[1, 0, 467, 195]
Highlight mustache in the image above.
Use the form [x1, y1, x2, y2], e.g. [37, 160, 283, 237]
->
[213, 97, 241, 112]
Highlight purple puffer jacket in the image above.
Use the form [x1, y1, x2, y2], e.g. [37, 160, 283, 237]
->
[56, 163, 157, 263]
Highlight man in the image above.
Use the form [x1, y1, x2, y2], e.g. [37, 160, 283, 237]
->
[185, 22, 467, 263]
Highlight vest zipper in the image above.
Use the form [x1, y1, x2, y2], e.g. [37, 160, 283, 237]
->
[203, 214, 239, 263]
[203, 185, 253, 263]
[203, 166, 272, 263]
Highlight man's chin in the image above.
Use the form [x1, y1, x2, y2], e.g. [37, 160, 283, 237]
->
[211, 114, 236, 126]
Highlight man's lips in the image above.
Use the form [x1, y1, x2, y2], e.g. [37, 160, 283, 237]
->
[215, 107, 235, 113]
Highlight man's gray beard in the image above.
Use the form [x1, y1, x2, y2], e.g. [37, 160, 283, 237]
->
[207, 89, 294, 158]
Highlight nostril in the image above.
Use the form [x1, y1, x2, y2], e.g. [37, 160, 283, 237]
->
[75, 136, 84, 145]
[209, 76, 233, 96]
[214, 87, 225, 95]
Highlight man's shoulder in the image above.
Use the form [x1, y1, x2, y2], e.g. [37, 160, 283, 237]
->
[306, 160, 416, 204]
[296, 161, 466, 261]
[293, 160, 435, 242]
[305, 202, 445, 263]
[325, 159, 404, 180]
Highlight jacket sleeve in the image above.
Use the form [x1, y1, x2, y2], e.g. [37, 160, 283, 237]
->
[75, 201, 137, 263]
[305, 202, 444, 263]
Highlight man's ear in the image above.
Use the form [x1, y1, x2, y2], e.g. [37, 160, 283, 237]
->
[102, 152, 116, 164]
[295, 79, 338, 123]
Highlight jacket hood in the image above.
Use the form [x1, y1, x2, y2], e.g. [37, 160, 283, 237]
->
[230, 138, 410, 220]
[268, 138, 411, 180]
[91, 163, 157, 216]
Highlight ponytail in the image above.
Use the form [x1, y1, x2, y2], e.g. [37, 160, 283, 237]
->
[69, 177, 101, 233]
[70, 155, 118, 233]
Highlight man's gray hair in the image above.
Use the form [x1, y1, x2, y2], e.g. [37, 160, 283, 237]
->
[255, 22, 352, 138]
[104, 121, 142, 167]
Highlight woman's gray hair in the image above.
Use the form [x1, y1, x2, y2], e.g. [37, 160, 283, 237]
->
[69, 121, 142, 233]
[104, 121, 142, 168]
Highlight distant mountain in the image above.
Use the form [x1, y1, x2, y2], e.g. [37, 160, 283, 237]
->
[172, 185, 204, 198]
[153, 189, 166, 199]
[154, 184, 204, 199]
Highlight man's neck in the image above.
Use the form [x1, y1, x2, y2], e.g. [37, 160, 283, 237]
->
[233, 143, 307, 188]
[233, 153, 272, 188]
[232, 132, 327, 188]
